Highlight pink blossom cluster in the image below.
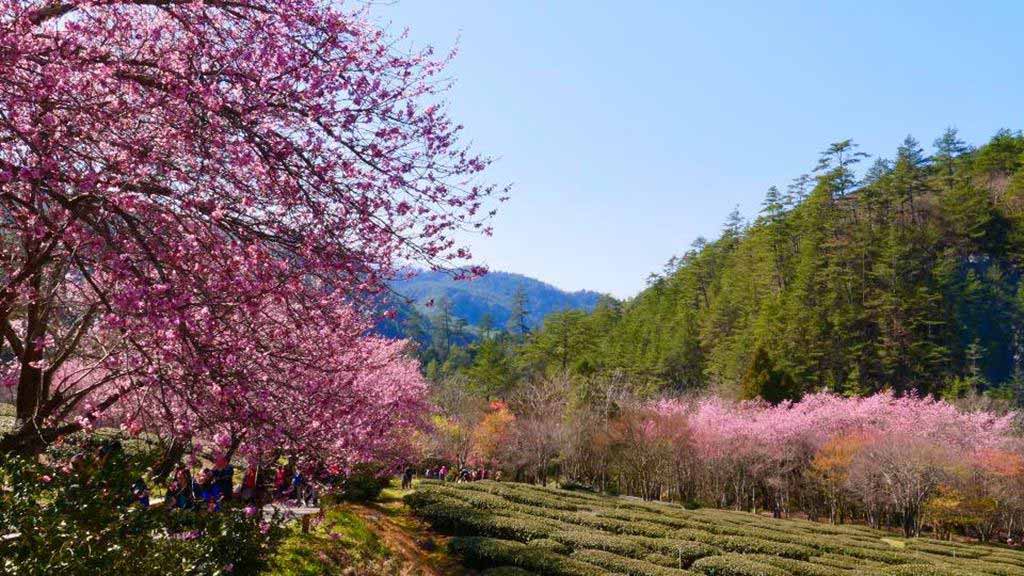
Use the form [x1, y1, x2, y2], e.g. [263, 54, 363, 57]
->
[0, 1, 496, 467]
[655, 392, 1016, 464]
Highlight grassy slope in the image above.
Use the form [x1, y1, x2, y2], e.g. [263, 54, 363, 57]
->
[264, 481, 465, 576]
[264, 505, 395, 575]
[407, 480, 1024, 576]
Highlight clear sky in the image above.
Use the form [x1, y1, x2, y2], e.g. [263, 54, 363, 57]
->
[378, 1, 1023, 298]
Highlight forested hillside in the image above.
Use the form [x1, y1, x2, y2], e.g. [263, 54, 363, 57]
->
[377, 270, 607, 385]
[453, 129, 1024, 401]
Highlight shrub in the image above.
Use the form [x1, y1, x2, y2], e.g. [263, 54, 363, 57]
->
[328, 462, 391, 502]
[672, 530, 814, 560]
[647, 553, 685, 568]
[954, 560, 1024, 576]
[906, 540, 986, 559]
[448, 537, 607, 576]
[403, 487, 458, 509]
[980, 555, 1024, 571]
[544, 511, 672, 538]
[832, 545, 914, 565]
[809, 553, 875, 571]
[411, 499, 557, 541]
[869, 564, 979, 576]
[482, 568, 538, 576]
[572, 548, 697, 576]
[408, 482, 1024, 576]
[691, 554, 792, 576]
[549, 529, 650, 558]
[743, 554, 846, 576]
[560, 481, 597, 493]
[529, 538, 572, 554]
[597, 508, 712, 533]
[404, 496, 486, 533]
[0, 437, 281, 576]
[461, 482, 582, 511]
[711, 522, 823, 547]
[633, 538, 720, 566]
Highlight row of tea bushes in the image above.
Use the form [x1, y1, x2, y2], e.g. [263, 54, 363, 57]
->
[407, 481, 1024, 576]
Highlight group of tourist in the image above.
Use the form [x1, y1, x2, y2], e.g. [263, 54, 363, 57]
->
[420, 466, 501, 483]
[154, 456, 316, 512]
[272, 462, 317, 506]
[163, 456, 236, 511]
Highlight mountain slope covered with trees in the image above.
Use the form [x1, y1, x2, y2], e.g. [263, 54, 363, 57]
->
[452, 129, 1024, 402]
[615, 129, 1024, 398]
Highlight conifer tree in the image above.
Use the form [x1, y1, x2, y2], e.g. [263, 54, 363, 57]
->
[507, 285, 532, 342]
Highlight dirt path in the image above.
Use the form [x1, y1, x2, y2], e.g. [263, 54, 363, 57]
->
[262, 502, 319, 522]
[349, 502, 459, 576]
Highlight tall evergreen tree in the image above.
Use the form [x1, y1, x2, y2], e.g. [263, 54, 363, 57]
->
[507, 285, 531, 342]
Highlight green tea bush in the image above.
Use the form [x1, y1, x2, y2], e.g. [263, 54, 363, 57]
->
[844, 535, 909, 550]
[955, 560, 1024, 576]
[633, 537, 720, 566]
[412, 500, 557, 541]
[867, 564, 981, 576]
[549, 529, 650, 558]
[597, 508, 712, 533]
[576, 514, 672, 538]
[981, 555, 1024, 570]
[711, 522, 823, 547]
[832, 545, 915, 564]
[672, 529, 815, 560]
[690, 554, 792, 576]
[647, 552, 686, 568]
[809, 553, 876, 571]
[743, 554, 846, 576]
[572, 548, 697, 576]
[528, 538, 572, 554]
[482, 567, 538, 576]
[410, 482, 1024, 576]
[906, 540, 987, 559]
[448, 537, 607, 576]
[460, 482, 582, 511]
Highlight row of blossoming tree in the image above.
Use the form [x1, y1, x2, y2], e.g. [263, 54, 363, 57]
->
[429, 377, 1022, 540]
[0, 0, 501, 472]
[649, 393, 1020, 538]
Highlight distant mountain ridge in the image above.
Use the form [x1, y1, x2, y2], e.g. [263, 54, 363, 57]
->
[390, 270, 605, 330]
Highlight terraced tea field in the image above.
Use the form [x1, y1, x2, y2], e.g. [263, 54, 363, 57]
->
[406, 480, 1024, 576]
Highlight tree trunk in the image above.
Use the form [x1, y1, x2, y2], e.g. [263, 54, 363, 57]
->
[151, 439, 188, 483]
[0, 421, 80, 455]
[902, 508, 916, 538]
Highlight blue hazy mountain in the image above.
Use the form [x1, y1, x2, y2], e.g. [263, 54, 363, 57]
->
[390, 270, 605, 331]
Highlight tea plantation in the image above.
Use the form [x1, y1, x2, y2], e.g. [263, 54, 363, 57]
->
[405, 481, 1024, 576]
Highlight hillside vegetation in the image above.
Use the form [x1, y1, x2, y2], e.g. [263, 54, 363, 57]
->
[408, 481, 1024, 576]
[507, 129, 1024, 399]
[383, 270, 607, 385]
[416, 132, 1024, 547]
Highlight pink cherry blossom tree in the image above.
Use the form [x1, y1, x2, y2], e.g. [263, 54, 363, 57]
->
[652, 392, 1018, 523]
[0, 0, 501, 459]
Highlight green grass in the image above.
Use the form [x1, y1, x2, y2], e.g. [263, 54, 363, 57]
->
[0, 402, 14, 433]
[407, 481, 1024, 576]
[379, 478, 416, 504]
[264, 505, 392, 576]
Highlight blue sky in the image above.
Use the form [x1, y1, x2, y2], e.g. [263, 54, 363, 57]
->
[379, 1, 1023, 298]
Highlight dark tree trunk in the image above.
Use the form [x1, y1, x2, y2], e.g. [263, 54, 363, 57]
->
[1, 421, 81, 455]
[151, 439, 188, 483]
